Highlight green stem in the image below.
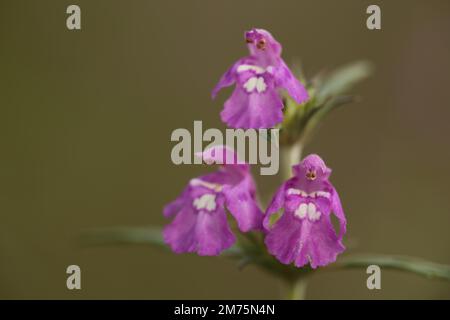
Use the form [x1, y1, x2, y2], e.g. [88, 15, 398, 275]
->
[280, 141, 303, 181]
[285, 277, 308, 300]
[279, 141, 306, 299]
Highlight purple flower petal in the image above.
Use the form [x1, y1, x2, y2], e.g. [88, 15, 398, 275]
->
[331, 189, 346, 240]
[163, 193, 235, 256]
[212, 58, 252, 99]
[163, 145, 263, 256]
[220, 85, 283, 129]
[195, 204, 236, 256]
[265, 211, 345, 269]
[163, 186, 189, 218]
[212, 28, 309, 129]
[163, 205, 199, 254]
[263, 182, 287, 230]
[264, 211, 302, 264]
[223, 174, 263, 232]
[264, 154, 347, 268]
[293, 214, 345, 268]
[274, 61, 309, 104]
[196, 144, 246, 167]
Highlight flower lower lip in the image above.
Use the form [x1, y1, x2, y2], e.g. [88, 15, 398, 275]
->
[243, 76, 267, 93]
[294, 202, 321, 221]
[193, 193, 217, 211]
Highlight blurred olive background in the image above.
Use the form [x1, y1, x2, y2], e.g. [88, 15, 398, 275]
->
[1, 0, 450, 299]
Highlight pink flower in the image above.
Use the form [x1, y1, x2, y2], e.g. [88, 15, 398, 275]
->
[212, 28, 309, 129]
[163, 146, 263, 256]
[264, 154, 346, 268]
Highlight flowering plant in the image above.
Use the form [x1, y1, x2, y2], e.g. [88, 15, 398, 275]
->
[83, 29, 450, 299]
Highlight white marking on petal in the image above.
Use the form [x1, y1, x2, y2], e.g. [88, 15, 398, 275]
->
[295, 203, 308, 219]
[243, 77, 258, 93]
[316, 191, 331, 199]
[255, 77, 267, 93]
[193, 194, 217, 212]
[287, 188, 301, 195]
[287, 188, 318, 199]
[194, 198, 203, 208]
[205, 197, 216, 211]
[237, 64, 265, 74]
[309, 209, 321, 221]
[243, 76, 267, 94]
[286, 188, 329, 201]
[307, 203, 316, 216]
[266, 66, 274, 74]
[190, 179, 222, 192]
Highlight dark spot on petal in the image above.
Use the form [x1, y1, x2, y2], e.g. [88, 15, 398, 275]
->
[256, 38, 266, 50]
[306, 170, 317, 181]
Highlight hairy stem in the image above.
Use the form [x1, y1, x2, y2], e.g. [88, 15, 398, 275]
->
[285, 278, 308, 300]
[279, 141, 305, 299]
[280, 141, 303, 180]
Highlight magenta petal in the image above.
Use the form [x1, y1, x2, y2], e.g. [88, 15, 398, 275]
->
[263, 183, 287, 230]
[331, 189, 347, 240]
[196, 144, 246, 167]
[213, 29, 309, 129]
[163, 187, 189, 218]
[264, 212, 302, 265]
[212, 58, 250, 99]
[292, 154, 331, 183]
[294, 215, 345, 268]
[275, 61, 309, 104]
[223, 174, 263, 232]
[163, 202, 235, 256]
[195, 207, 236, 256]
[220, 86, 283, 129]
[264, 154, 347, 268]
[163, 145, 265, 256]
[163, 206, 198, 253]
[212, 64, 235, 99]
[265, 212, 345, 269]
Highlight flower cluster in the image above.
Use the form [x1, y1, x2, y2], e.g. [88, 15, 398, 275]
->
[163, 28, 346, 269]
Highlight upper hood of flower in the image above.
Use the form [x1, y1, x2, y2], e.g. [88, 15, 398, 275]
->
[196, 145, 249, 170]
[245, 28, 282, 64]
[292, 154, 332, 182]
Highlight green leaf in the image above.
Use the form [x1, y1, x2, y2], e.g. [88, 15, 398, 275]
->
[79, 226, 243, 256]
[326, 254, 450, 281]
[79, 227, 450, 282]
[316, 60, 374, 105]
[299, 95, 356, 145]
[80, 226, 168, 250]
[279, 60, 373, 146]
